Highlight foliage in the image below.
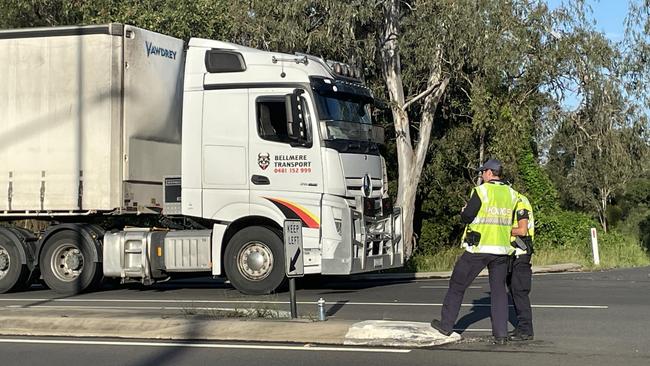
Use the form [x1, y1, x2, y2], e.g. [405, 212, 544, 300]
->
[624, 0, 650, 109]
[623, 178, 650, 205]
[406, 217, 650, 272]
[614, 178, 650, 251]
[541, 2, 649, 233]
[405, 246, 464, 273]
[596, 230, 650, 268]
[533, 209, 649, 269]
[1, 0, 649, 269]
[640, 214, 650, 252]
[514, 150, 559, 212]
[534, 209, 594, 249]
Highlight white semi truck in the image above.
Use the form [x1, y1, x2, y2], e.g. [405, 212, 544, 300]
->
[0, 24, 402, 295]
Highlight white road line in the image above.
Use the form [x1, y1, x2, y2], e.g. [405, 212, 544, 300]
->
[0, 298, 608, 309]
[0, 338, 411, 353]
[420, 286, 481, 289]
[529, 304, 608, 309]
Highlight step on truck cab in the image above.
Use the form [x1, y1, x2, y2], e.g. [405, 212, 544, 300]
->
[0, 24, 403, 295]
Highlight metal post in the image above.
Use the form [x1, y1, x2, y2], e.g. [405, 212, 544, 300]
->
[317, 297, 326, 321]
[289, 277, 298, 319]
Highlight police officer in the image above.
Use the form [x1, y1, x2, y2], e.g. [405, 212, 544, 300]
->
[430, 159, 518, 345]
[508, 192, 535, 341]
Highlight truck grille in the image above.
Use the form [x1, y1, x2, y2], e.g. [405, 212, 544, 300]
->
[345, 177, 383, 200]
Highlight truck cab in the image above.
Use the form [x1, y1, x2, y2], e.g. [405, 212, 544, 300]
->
[180, 38, 403, 293]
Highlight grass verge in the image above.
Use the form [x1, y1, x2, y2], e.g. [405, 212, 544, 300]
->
[179, 293, 289, 319]
[405, 246, 464, 272]
[408, 232, 650, 272]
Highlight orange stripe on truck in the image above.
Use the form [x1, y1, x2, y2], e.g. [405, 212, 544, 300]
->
[264, 197, 320, 229]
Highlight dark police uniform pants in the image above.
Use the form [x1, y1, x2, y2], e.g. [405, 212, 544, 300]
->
[440, 251, 509, 337]
[507, 254, 534, 336]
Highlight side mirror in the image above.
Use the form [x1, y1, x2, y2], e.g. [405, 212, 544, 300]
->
[285, 89, 306, 143]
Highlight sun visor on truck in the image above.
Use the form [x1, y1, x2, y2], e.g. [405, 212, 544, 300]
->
[310, 77, 373, 102]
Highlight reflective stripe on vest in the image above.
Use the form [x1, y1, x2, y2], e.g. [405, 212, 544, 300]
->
[464, 182, 518, 255]
[473, 217, 514, 226]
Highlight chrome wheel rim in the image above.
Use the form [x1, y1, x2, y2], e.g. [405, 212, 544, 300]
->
[237, 241, 273, 281]
[50, 244, 84, 282]
[0, 245, 10, 280]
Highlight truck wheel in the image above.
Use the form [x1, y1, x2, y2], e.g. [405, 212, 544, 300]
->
[9, 228, 38, 291]
[224, 226, 286, 295]
[0, 239, 30, 293]
[39, 230, 102, 294]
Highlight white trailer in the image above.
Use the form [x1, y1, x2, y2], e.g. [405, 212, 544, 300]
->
[0, 24, 402, 295]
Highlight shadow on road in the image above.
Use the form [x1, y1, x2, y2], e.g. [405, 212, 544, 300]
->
[454, 296, 518, 334]
[107, 274, 416, 297]
[297, 274, 415, 292]
[325, 299, 349, 317]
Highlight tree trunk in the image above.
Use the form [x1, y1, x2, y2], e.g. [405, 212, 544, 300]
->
[398, 166, 419, 258]
[599, 188, 608, 233]
[381, 0, 411, 256]
[380, 0, 449, 259]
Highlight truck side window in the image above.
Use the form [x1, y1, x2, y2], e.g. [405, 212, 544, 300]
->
[256, 99, 290, 143]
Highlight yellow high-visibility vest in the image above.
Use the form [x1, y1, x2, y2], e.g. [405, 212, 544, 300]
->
[512, 193, 535, 239]
[462, 182, 518, 255]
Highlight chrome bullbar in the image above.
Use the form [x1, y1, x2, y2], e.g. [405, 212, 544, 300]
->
[349, 197, 403, 273]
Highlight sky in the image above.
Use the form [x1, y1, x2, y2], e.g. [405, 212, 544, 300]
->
[546, 0, 630, 41]
[587, 1, 630, 41]
[545, 1, 632, 109]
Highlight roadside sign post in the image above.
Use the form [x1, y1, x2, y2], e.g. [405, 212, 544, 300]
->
[590, 227, 600, 265]
[289, 277, 297, 319]
[284, 220, 304, 319]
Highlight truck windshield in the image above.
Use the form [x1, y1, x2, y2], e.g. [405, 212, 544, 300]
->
[314, 93, 384, 144]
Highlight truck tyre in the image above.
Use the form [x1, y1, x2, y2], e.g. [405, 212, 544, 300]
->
[39, 230, 102, 294]
[0, 235, 30, 293]
[224, 226, 286, 295]
[9, 227, 39, 290]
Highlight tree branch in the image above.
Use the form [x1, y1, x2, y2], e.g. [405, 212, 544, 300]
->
[400, 0, 414, 11]
[459, 86, 472, 102]
[414, 76, 450, 171]
[403, 82, 440, 111]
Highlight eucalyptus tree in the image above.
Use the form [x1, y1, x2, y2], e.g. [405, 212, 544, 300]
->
[623, 0, 650, 178]
[392, 0, 572, 250]
[548, 74, 643, 232]
[545, 2, 647, 232]
[624, 0, 650, 111]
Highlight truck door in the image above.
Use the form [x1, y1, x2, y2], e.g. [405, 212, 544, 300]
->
[248, 88, 323, 238]
[200, 88, 250, 220]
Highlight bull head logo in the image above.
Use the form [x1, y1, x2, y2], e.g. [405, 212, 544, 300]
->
[258, 152, 271, 170]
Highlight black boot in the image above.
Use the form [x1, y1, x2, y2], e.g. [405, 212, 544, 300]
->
[430, 319, 452, 336]
[508, 329, 534, 341]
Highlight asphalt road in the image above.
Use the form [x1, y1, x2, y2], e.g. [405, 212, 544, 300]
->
[1, 266, 649, 365]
